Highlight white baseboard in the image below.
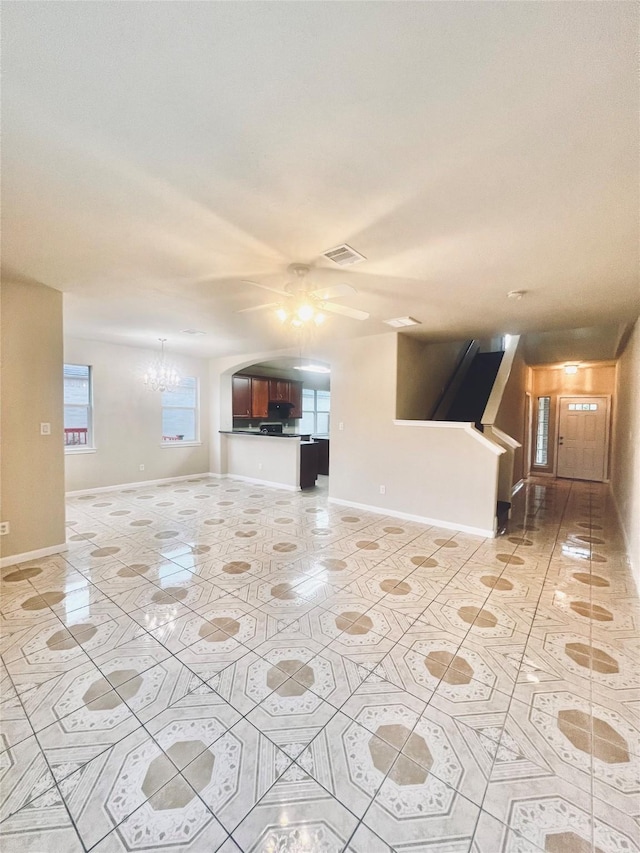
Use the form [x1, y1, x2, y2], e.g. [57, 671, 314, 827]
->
[66, 472, 211, 497]
[327, 497, 496, 538]
[221, 473, 299, 491]
[1, 543, 68, 569]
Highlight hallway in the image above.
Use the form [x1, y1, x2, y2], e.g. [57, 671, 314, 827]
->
[0, 476, 638, 852]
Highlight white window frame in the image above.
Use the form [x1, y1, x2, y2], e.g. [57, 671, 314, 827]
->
[301, 388, 330, 436]
[64, 364, 95, 454]
[533, 395, 551, 467]
[160, 376, 201, 447]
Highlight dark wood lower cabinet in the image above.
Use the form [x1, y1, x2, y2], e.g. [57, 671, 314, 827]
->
[300, 442, 319, 489]
[314, 439, 329, 475]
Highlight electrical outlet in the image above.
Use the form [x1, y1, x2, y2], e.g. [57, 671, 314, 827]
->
[379, 485, 386, 495]
[40, 423, 51, 435]
[0, 522, 10, 536]
[339, 422, 344, 431]
[139, 464, 145, 471]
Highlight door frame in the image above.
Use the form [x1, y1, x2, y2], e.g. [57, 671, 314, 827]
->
[554, 394, 611, 482]
[524, 391, 533, 478]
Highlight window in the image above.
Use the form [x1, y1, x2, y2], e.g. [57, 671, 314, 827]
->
[534, 396, 551, 466]
[64, 364, 93, 449]
[162, 377, 198, 443]
[300, 388, 331, 436]
[568, 403, 598, 411]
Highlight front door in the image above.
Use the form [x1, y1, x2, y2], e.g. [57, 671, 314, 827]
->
[557, 396, 608, 481]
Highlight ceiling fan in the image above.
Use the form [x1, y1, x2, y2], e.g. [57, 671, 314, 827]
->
[238, 263, 370, 327]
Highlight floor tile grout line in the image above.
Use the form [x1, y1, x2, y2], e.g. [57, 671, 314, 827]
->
[467, 478, 574, 853]
[0, 653, 90, 851]
[467, 479, 576, 839]
[2, 477, 631, 853]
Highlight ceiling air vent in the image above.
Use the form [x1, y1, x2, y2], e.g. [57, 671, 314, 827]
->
[384, 317, 421, 328]
[321, 244, 366, 266]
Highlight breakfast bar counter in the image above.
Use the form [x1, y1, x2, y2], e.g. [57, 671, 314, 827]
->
[219, 431, 317, 490]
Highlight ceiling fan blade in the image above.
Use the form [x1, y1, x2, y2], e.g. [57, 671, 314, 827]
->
[241, 279, 288, 296]
[320, 302, 370, 321]
[237, 302, 280, 314]
[310, 282, 357, 300]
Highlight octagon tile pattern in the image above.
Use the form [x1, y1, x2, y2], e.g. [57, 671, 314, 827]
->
[0, 476, 638, 851]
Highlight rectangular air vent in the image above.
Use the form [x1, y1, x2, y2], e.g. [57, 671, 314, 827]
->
[384, 317, 422, 328]
[321, 244, 366, 266]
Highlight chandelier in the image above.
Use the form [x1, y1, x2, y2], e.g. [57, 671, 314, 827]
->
[143, 338, 181, 392]
[275, 295, 325, 329]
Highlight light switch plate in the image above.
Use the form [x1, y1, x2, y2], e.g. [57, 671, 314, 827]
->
[40, 423, 51, 435]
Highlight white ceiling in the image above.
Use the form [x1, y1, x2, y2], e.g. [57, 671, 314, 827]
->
[1, 2, 638, 358]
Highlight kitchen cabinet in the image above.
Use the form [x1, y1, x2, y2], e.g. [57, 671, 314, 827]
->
[300, 441, 319, 489]
[288, 381, 302, 418]
[232, 375, 252, 417]
[251, 377, 270, 418]
[314, 438, 330, 475]
[232, 374, 305, 419]
[268, 379, 290, 402]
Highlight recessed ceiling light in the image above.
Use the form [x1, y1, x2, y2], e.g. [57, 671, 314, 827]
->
[181, 329, 207, 336]
[507, 290, 526, 300]
[293, 364, 331, 374]
[383, 316, 422, 328]
[564, 364, 579, 374]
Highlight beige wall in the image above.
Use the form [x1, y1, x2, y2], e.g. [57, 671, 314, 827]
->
[396, 335, 467, 420]
[1, 279, 66, 561]
[328, 334, 500, 535]
[530, 362, 616, 475]
[210, 334, 501, 535]
[64, 338, 210, 492]
[611, 321, 640, 589]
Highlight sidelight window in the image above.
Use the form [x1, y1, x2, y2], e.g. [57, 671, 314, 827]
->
[534, 396, 551, 466]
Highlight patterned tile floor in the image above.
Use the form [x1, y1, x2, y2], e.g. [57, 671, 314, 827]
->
[1, 475, 639, 852]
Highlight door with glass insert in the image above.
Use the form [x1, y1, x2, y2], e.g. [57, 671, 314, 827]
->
[557, 396, 608, 481]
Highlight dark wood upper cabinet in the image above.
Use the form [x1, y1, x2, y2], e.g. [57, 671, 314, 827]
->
[288, 381, 303, 418]
[268, 379, 290, 402]
[251, 377, 270, 418]
[232, 375, 252, 417]
[233, 374, 305, 420]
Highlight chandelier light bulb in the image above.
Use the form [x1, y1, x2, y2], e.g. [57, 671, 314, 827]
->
[297, 303, 315, 322]
[143, 339, 181, 392]
[276, 307, 288, 322]
[314, 313, 325, 325]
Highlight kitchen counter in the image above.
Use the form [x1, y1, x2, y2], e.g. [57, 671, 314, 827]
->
[220, 431, 318, 490]
[219, 430, 312, 439]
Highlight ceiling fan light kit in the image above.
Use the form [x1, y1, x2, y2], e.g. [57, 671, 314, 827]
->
[239, 260, 370, 329]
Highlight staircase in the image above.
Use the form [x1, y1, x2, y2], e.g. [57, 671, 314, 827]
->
[442, 348, 509, 533]
[445, 350, 504, 428]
